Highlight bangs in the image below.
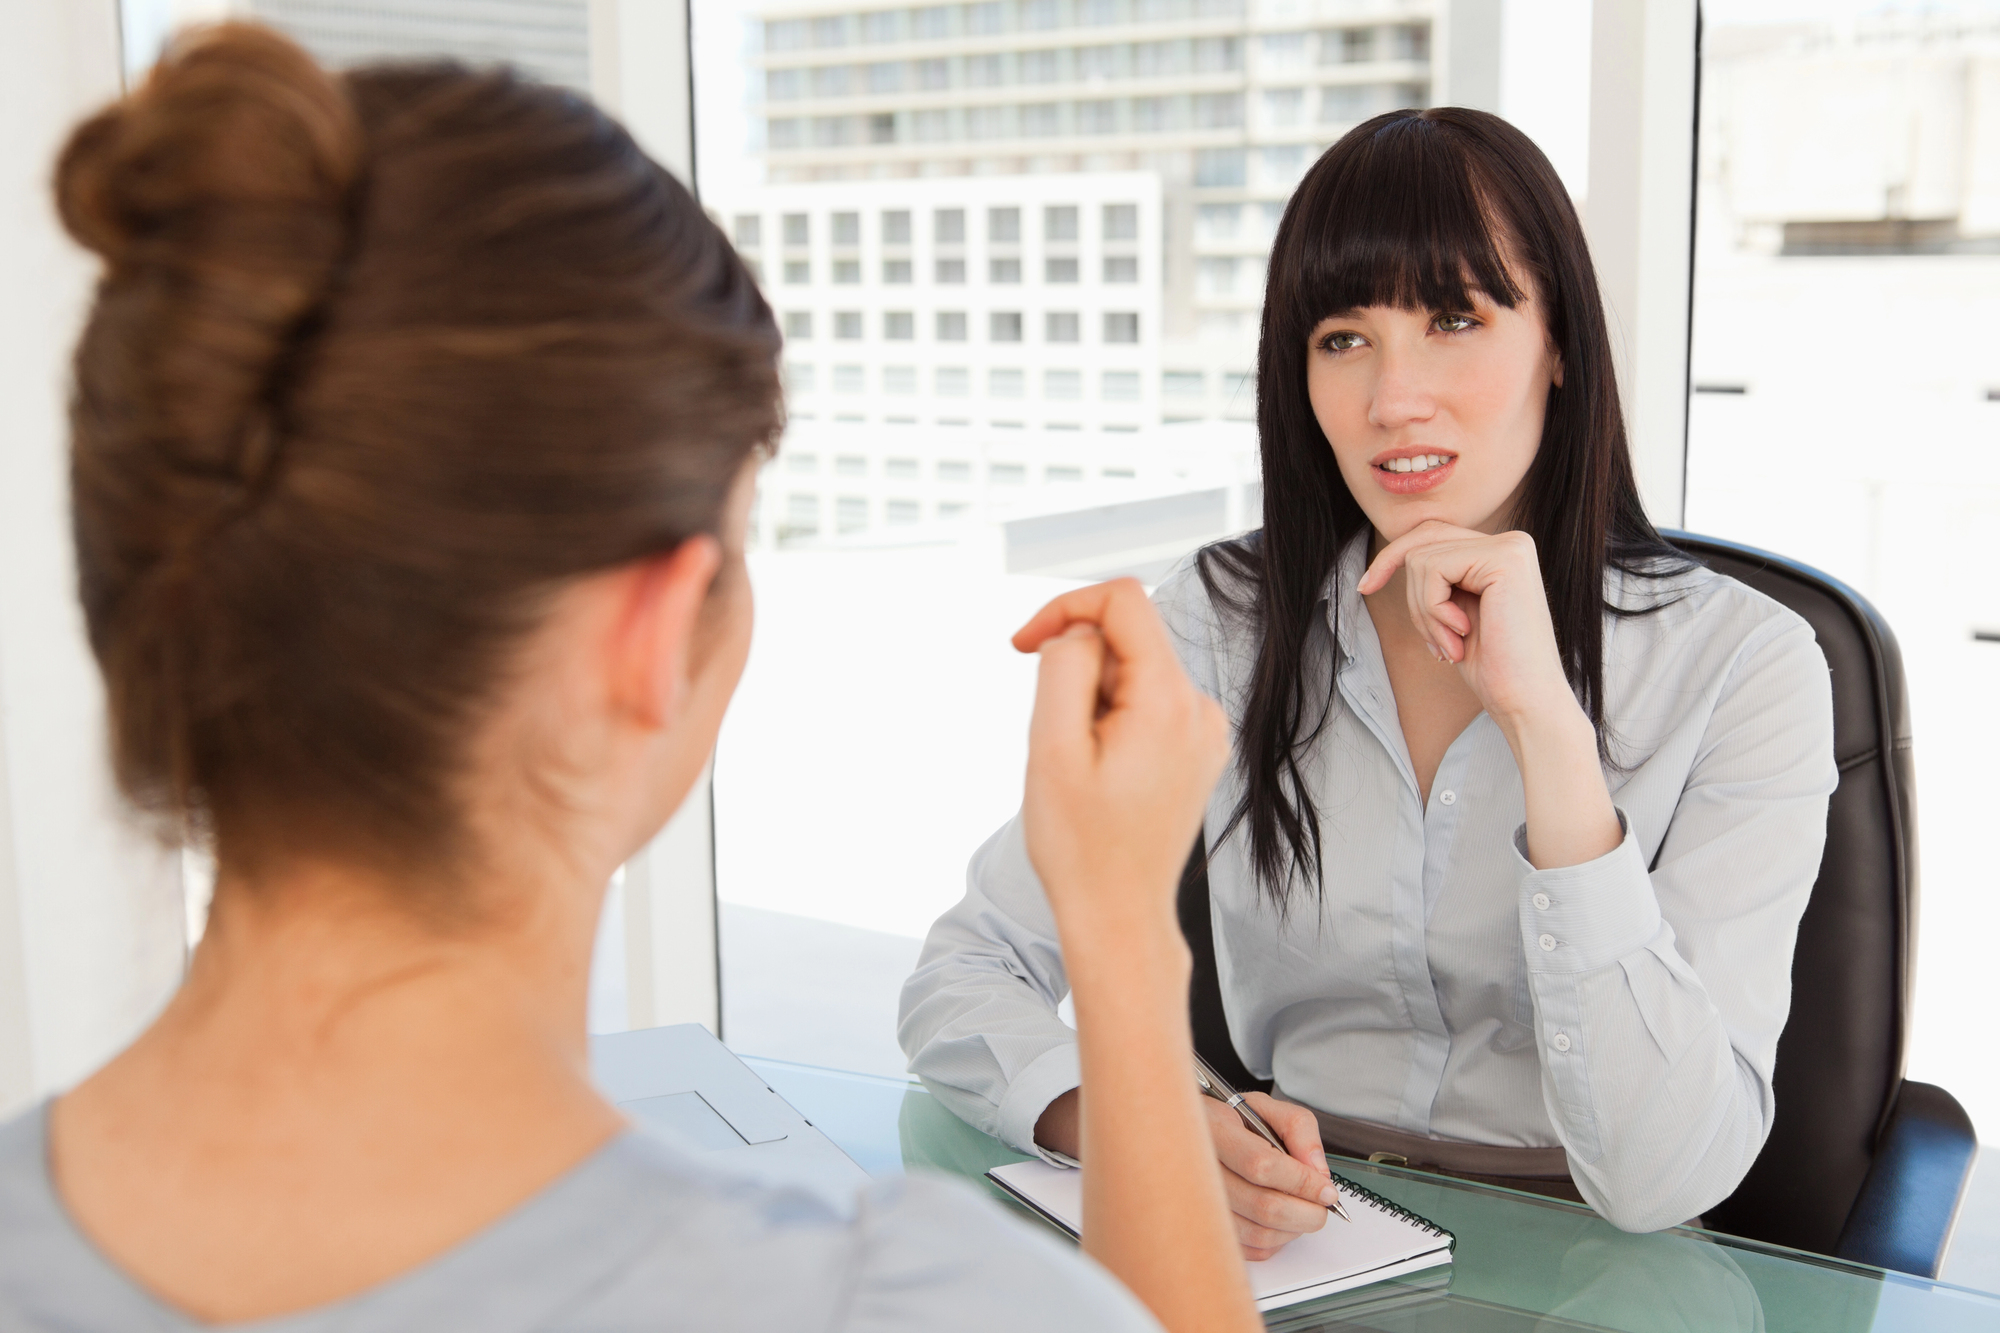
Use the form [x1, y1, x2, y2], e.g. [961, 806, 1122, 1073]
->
[1282, 114, 1525, 327]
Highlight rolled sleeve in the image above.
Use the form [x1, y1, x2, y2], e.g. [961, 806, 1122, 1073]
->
[1513, 812, 1663, 974]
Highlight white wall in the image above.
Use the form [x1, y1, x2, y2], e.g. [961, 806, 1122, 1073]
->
[0, 0, 188, 1116]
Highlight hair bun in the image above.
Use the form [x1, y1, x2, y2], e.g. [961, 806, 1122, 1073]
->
[57, 23, 360, 271]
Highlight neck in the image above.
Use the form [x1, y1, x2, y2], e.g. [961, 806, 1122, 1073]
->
[72, 842, 621, 1155]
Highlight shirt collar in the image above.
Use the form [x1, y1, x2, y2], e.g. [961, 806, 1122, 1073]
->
[1322, 530, 1372, 665]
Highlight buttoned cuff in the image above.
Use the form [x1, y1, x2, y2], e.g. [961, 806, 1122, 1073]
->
[1513, 809, 1662, 974]
[995, 1041, 1084, 1165]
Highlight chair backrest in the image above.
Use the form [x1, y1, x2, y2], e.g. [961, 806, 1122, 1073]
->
[1664, 532, 1915, 1255]
[1177, 531, 1916, 1255]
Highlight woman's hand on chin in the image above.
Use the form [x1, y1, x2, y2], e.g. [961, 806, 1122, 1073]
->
[1361, 520, 1621, 870]
[1357, 520, 1581, 741]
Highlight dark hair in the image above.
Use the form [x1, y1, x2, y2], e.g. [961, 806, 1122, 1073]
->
[55, 25, 781, 878]
[1199, 107, 1685, 907]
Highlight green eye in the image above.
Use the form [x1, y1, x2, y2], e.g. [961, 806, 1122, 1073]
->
[1320, 331, 1365, 352]
[1435, 313, 1475, 333]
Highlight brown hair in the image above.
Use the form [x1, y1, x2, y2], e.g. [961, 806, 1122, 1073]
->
[55, 24, 781, 875]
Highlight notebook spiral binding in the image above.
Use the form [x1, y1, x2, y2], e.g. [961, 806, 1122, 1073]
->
[1329, 1172, 1458, 1251]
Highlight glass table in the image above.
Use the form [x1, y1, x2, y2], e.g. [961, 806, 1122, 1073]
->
[741, 1055, 2000, 1333]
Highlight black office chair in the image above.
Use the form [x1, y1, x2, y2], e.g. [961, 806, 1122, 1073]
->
[1176, 530, 1978, 1277]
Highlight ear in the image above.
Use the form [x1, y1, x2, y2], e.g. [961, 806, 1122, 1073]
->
[608, 536, 724, 731]
[1549, 346, 1565, 389]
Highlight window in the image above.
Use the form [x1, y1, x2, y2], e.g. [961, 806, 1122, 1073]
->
[834, 311, 863, 340]
[936, 257, 966, 283]
[768, 118, 802, 149]
[882, 210, 912, 244]
[836, 496, 869, 532]
[883, 259, 913, 283]
[988, 207, 1021, 243]
[1046, 465, 1084, 481]
[784, 494, 820, 536]
[861, 10, 898, 43]
[886, 499, 922, 525]
[934, 366, 970, 396]
[833, 364, 865, 393]
[989, 462, 1027, 483]
[783, 212, 809, 245]
[988, 368, 1025, 397]
[936, 311, 968, 341]
[783, 259, 810, 284]
[883, 311, 915, 340]
[1044, 369, 1082, 400]
[783, 310, 812, 339]
[783, 362, 815, 393]
[1077, 100, 1116, 135]
[937, 459, 972, 482]
[1045, 257, 1079, 283]
[1197, 203, 1240, 241]
[912, 6, 951, 40]
[832, 211, 861, 245]
[883, 365, 918, 394]
[937, 501, 971, 519]
[989, 257, 1021, 283]
[835, 454, 868, 477]
[833, 259, 862, 284]
[1262, 88, 1305, 127]
[935, 208, 966, 243]
[1195, 147, 1246, 187]
[1260, 31, 1308, 71]
[1045, 311, 1079, 342]
[734, 214, 762, 247]
[1044, 205, 1079, 241]
[786, 452, 819, 474]
[885, 457, 921, 479]
[1324, 26, 1372, 64]
[1163, 369, 1205, 397]
[1101, 370, 1140, 400]
[916, 58, 950, 89]
[989, 311, 1023, 342]
[1104, 311, 1139, 343]
[1103, 203, 1139, 240]
[1103, 255, 1138, 283]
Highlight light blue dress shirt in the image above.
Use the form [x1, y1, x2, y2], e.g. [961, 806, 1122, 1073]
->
[901, 536, 1838, 1233]
[0, 1100, 1160, 1331]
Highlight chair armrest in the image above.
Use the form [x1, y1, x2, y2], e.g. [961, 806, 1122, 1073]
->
[1835, 1080, 1979, 1277]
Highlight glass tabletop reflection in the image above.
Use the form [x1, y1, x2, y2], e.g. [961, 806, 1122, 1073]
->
[740, 1054, 2000, 1333]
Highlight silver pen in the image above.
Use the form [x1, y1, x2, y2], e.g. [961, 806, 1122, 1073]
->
[1193, 1052, 1350, 1222]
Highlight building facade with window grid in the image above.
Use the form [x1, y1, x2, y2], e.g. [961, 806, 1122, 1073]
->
[744, 0, 1439, 421]
[730, 172, 1168, 543]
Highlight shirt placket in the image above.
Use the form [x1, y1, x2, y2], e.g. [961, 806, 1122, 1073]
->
[1333, 648, 1453, 1137]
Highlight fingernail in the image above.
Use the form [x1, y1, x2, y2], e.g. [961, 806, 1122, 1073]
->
[1319, 1184, 1342, 1207]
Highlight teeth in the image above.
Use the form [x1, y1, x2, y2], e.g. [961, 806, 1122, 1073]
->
[1385, 454, 1450, 474]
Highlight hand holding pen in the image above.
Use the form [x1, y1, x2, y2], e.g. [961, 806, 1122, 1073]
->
[1192, 1055, 1351, 1260]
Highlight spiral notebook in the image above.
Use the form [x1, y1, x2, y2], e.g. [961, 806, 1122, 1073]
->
[984, 1160, 1454, 1313]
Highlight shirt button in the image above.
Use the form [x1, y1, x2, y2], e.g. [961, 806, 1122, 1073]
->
[1439, 790, 1457, 805]
[1532, 892, 1551, 911]
[1538, 933, 1558, 952]
[1552, 1032, 1572, 1053]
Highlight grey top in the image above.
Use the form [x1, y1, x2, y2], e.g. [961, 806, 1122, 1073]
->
[902, 538, 1837, 1234]
[0, 1100, 1160, 1331]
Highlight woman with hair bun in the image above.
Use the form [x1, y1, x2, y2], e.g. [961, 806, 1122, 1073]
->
[905, 109, 1839, 1248]
[0, 25, 1259, 1332]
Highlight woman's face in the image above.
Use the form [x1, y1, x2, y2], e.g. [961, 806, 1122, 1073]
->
[1305, 278, 1561, 543]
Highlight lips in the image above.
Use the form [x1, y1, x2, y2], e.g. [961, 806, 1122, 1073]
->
[1370, 450, 1457, 495]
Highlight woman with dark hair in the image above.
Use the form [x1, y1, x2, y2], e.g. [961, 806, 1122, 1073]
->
[904, 109, 1838, 1245]
[0, 26, 1263, 1332]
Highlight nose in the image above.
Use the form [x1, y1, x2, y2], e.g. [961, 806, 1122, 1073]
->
[1367, 342, 1439, 431]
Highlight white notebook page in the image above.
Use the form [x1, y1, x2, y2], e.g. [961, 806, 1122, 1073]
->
[986, 1159, 1452, 1312]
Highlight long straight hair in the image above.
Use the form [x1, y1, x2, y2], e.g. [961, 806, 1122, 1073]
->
[1199, 107, 1685, 907]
